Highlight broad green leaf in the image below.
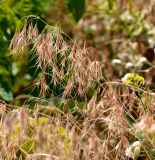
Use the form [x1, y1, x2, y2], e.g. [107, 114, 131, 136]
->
[65, 0, 85, 22]
[0, 86, 13, 102]
[0, 65, 9, 75]
[107, 0, 115, 10]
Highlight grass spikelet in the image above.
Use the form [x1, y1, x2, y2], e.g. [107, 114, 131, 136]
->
[10, 26, 28, 63]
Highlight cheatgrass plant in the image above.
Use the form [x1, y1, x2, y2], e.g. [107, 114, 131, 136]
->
[10, 16, 102, 99]
[2, 16, 155, 160]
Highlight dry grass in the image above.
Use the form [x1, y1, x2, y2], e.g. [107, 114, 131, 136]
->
[0, 85, 155, 159]
[3, 16, 155, 159]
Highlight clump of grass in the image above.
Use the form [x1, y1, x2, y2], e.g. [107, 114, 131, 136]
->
[10, 16, 102, 98]
[0, 85, 155, 159]
[5, 16, 155, 159]
[0, 104, 74, 160]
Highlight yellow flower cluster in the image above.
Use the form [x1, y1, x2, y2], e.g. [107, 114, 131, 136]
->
[122, 73, 145, 86]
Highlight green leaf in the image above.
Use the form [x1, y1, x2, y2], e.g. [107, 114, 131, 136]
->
[0, 76, 13, 102]
[0, 86, 13, 101]
[0, 65, 9, 75]
[107, 0, 115, 10]
[65, 0, 85, 22]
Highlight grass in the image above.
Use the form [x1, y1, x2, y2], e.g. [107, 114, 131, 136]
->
[1, 14, 155, 160]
